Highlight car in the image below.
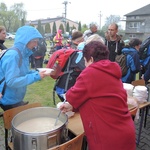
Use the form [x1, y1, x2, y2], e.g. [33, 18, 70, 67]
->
[6, 33, 15, 40]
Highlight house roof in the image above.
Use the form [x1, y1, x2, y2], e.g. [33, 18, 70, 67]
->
[26, 17, 78, 25]
[125, 4, 150, 16]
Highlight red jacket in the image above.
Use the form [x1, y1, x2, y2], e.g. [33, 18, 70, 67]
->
[66, 60, 136, 150]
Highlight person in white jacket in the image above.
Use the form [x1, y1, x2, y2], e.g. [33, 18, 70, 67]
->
[83, 23, 98, 41]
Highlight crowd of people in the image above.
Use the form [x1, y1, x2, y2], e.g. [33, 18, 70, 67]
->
[1, 22, 150, 150]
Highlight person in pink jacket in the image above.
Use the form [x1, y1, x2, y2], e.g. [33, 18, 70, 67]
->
[60, 41, 136, 150]
[53, 29, 63, 50]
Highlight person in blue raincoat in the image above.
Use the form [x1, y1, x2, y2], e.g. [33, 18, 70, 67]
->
[0, 26, 49, 111]
[121, 38, 142, 83]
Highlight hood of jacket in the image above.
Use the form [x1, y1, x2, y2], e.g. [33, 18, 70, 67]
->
[14, 26, 43, 57]
[14, 26, 42, 46]
[122, 47, 137, 54]
[87, 59, 122, 79]
[57, 29, 62, 34]
[106, 34, 122, 42]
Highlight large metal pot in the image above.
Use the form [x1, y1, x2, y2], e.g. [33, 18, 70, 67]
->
[11, 107, 68, 150]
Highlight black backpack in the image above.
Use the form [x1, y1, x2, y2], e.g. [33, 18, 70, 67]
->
[52, 51, 85, 104]
[33, 38, 47, 58]
[139, 37, 150, 60]
[115, 53, 128, 77]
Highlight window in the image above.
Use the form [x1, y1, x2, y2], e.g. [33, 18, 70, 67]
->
[129, 16, 139, 19]
[129, 22, 140, 28]
[129, 34, 136, 38]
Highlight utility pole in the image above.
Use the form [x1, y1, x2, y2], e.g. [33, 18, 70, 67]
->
[62, 1, 71, 33]
[99, 11, 102, 30]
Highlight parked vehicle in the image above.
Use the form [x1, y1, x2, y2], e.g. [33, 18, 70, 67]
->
[6, 33, 15, 40]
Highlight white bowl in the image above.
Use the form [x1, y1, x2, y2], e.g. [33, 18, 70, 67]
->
[37, 68, 54, 75]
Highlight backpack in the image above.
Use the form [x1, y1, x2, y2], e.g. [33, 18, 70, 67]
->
[46, 48, 85, 104]
[0, 48, 22, 96]
[33, 38, 47, 59]
[115, 53, 128, 77]
[46, 48, 77, 79]
[139, 37, 150, 60]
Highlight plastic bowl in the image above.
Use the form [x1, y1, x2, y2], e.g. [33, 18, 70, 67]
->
[37, 68, 54, 75]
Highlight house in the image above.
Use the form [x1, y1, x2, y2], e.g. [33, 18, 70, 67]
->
[26, 17, 79, 34]
[124, 4, 150, 41]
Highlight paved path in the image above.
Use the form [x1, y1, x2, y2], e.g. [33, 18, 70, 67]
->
[136, 112, 150, 150]
[0, 111, 150, 150]
[0, 119, 5, 150]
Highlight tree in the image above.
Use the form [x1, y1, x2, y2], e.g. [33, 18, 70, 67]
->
[0, 3, 14, 32]
[52, 22, 57, 34]
[10, 3, 27, 31]
[101, 15, 124, 36]
[37, 20, 44, 36]
[81, 24, 88, 33]
[10, 3, 26, 21]
[104, 15, 121, 28]
[72, 25, 76, 30]
[41, 26, 44, 36]
[59, 23, 64, 34]
[21, 18, 25, 26]
[78, 21, 81, 31]
[45, 23, 51, 33]
[66, 22, 70, 33]
[0, 2, 27, 32]
[97, 30, 105, 38]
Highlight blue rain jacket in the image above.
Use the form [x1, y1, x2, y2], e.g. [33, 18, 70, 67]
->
[121, 47, 140, 83]
[0, 26, 42, 105]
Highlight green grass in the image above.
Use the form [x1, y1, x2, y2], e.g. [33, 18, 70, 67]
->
[24, 77, 59, 107]
[4, 39, 15, 48]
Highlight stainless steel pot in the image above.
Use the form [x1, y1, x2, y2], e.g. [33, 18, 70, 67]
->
[11, 107, 68, 150]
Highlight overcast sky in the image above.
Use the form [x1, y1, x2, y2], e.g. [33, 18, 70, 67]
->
[2, 0, 150, 27]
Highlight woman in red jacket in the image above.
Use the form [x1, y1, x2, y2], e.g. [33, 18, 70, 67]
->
[60, 41, 136, 150]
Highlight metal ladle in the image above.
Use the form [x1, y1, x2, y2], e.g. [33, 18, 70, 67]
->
[54, 94, 66, 126]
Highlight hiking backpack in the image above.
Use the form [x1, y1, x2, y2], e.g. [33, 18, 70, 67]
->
[46, 48, 77, 79]
[115, 53, 128, 77]
[46, 48, 85, 104]
[139, 37, 150, 71]
[139, 37, 150, 60]
[33, 38, 47, 59]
